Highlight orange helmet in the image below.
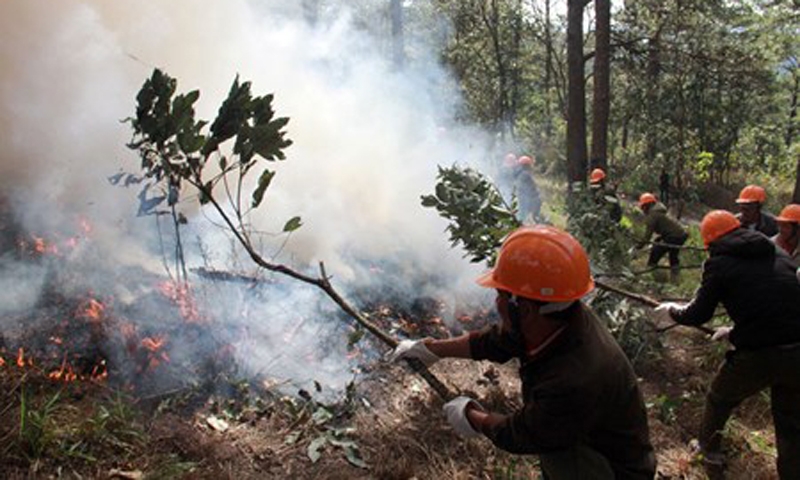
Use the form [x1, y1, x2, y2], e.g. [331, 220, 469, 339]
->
[638, 193, 657, 208]
[504, 153, 517, 167]
[735, 185, 767, 204]
[776, 204, 800, 223]
[476, 226, 594, 302]
[518, 155, 534, 166]
[700, 210, 741, 247]
[589, 168, 606, 184]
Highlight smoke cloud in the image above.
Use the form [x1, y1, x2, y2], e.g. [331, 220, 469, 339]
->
[0, 1, 497, 394]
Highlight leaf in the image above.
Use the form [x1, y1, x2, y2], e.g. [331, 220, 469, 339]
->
[307, 436, 327, 463]
[283, 216, 303, 232]
[251, 169, 275, 208]
[311, 406, 333, 425]
[284, 431, 300, 445]
[344, 445, 368, 469]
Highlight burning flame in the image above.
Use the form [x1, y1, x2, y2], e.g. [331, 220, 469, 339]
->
[16, 347, 32, 367]
[79, 298, 105, 323]
[158, 281, 203, 323]
[48, 355, 77, 382]
[141, 335, 170, 370]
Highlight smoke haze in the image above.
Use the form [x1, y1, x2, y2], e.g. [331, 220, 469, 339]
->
[0, 0, 498, 394]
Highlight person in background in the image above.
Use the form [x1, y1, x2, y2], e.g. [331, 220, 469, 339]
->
[391, 226, 656, 479]
[636, 193, 688, 283]
[655, 210, 800, 479]
[772, 204, 800, 263]
[735, 184, 778, 237]
[589, 167, 622, 223]
[659, 168, 670, 206]
[513, 155, 541, 224]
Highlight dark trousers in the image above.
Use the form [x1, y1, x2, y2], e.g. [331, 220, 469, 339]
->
[700, 345, 800, 479]
[647, 234, 688, 268]
[539, 444, 615, 479]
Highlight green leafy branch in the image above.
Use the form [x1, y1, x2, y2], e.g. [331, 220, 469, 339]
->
[420, 165, 519, 265]
[125, 69, 454, 401]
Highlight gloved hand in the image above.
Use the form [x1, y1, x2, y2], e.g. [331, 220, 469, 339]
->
[711, 326, 732, 342]
[388, 339, 439, 366]
[443, 396, 484, 438]
[654, 301, 685, 324]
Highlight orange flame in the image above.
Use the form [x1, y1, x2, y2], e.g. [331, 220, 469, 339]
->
[141, 336, 166, 352]
[80, 298, 105, 323]
[141, 335, 170, 370]
[48, 355, 77, 382]
[0, 356, 5, 368]
[158, 281, 203, 323]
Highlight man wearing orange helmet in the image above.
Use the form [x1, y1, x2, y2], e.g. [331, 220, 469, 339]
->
[735, 184, 778, 237]
[392, 226, 655, 479]
[589, 167, 622, 223]
[636, 193, 688, 282]
[654, 210, 800, 478]
[772, 204, 800, 262]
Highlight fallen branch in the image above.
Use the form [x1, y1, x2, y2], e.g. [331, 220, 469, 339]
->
[594, 280, 715, 335]
[200, 191, 455, 401]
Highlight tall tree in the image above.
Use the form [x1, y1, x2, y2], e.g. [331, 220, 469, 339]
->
[567, 0, 589, 183]
[591, 0, 611, 170]
[390, 0, 406, 69]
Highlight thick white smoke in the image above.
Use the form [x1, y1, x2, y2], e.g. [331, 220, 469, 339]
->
[0, 1, 498, 394]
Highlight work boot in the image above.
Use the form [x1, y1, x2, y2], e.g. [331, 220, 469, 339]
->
[669, 266, 681, 284]
[690, 439, 726, 480]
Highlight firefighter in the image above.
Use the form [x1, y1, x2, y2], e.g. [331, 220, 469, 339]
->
[589, 168, 622, 222]
[391, 226, 656, 479]
[773, 204, 800, 263]
[636, 193, 688, 282]
[735, 184, 778, 237]
[514, 155, 541, 224]
[655, 210, 800, 479]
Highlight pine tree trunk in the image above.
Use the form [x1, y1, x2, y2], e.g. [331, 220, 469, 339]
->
[567, 0, 588, 184]
[590, 0, 611, 171]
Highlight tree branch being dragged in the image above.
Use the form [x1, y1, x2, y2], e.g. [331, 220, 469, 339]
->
[124, 69, 454, 400]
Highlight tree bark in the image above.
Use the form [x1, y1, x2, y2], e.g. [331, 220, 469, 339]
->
[590, 0, 611, 171]
[787, 67, 798, 148]
[390, 0, 405, 70]
[567, 0, 588, 184]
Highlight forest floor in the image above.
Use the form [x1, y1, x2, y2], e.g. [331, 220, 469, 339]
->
[0, 309, 779, 480]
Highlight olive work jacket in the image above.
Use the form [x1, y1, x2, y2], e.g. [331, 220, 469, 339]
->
[639, 202, 686, 247]
[672, 228, 800, 350]
[468, 303, 656, 479]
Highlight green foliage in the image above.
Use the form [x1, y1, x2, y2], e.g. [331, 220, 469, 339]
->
[18, 388, 61, 460]
[127, 68, 293, 216]
[421, 164, 520, 264]
[565, 184, 633, 273]
[690, 151, 714, 183]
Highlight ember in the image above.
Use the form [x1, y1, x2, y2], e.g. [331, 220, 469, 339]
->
[158, 281, 203, 323]
[16, 347, 32, 367]
[79, 298, 105, 323]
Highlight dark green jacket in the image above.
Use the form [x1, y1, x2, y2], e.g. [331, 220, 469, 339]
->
[469, 303, 656, 479]
[641, 202, 686, 245]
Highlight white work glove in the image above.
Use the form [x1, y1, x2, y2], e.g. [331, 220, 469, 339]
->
[654, 301, 685, 324]
[711, 326, 732, 342]
[443, 396, 484, 438]
[388, 339, 439, 367]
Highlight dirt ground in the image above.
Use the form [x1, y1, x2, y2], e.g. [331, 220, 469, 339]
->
[0, 319, 780, 479]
